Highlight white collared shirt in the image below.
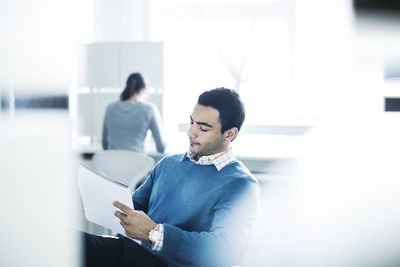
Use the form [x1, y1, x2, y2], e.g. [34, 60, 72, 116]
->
[186, 148, 235, 171]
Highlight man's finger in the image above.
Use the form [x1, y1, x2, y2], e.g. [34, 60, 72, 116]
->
[114, 210, 128, 222]
[113, 201, 132, 213]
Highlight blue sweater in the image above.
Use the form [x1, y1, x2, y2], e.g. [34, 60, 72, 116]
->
[132, 154, 260, 267]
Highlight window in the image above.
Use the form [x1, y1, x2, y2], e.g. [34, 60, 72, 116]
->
[149, 0, 297, 131]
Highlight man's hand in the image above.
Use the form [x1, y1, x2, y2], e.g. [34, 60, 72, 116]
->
[113, 201, 157, 241]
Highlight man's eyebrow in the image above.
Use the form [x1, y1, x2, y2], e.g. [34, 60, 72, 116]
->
[190, 115, 213, 128]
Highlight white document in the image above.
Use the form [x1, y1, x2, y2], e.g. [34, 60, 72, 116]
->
[77, 164, 133, 237]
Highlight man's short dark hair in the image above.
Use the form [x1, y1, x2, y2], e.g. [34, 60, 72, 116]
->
[198, 87, 245, 133]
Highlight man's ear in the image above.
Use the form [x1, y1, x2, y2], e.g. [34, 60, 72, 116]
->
[224, 127, 238, 142]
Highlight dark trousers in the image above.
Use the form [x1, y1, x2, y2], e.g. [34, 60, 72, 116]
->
[82, 232, 169, 267]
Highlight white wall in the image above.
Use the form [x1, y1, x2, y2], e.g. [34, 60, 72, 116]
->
[0, 112, 81, 267]
[93, 0, 149, 42]
[0, 0, 79, 92]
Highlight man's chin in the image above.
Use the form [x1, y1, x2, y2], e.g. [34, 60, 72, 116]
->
[189, 147, 203, 157]
[189, 148, 198, 154]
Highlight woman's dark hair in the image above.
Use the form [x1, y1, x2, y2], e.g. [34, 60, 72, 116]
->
[198, 87, 245, 133]
[120, 73, 146, 101]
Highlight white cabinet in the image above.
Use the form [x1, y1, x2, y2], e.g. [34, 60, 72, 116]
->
[73, 42, 163, 143]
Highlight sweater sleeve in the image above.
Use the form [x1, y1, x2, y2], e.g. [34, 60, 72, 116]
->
[131, 169, 154, 212]
[157, 178, 260, 267]
[148, 105, 166, 153]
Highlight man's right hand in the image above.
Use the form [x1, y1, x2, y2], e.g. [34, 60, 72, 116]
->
[113, 201, 157, 241]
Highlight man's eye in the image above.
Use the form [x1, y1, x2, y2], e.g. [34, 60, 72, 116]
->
[200, 128, 208, 132]
[190, 121, 193, 125]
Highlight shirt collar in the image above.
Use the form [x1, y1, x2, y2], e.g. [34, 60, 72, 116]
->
[183, 148, 235, 171]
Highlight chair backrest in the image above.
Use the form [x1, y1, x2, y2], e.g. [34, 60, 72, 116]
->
[92, 150, 155, 193]
[233, 230, 252, 267]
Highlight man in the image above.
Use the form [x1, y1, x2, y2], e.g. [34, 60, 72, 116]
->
[84, 88, 260, 267]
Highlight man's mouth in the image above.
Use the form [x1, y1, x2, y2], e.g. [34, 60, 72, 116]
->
[190, 139, 200, 146]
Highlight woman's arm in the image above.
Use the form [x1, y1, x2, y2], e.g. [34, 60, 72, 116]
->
[149, 105, 166, 153]
[101, 109, 109, 150]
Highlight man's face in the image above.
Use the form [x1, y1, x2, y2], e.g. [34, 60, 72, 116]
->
[187, 104, 226, 158]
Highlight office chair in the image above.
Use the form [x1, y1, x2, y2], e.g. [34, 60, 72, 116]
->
[92, 149, 155, 194]
[233, 230, 252, 267]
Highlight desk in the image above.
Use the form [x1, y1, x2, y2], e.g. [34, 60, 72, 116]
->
[76, 132, 301, 175]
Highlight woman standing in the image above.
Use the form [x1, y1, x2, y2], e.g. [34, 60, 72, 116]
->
[102, 73, 166, 154]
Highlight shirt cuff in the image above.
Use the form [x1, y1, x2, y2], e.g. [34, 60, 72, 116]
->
[150, 224, 164, 251]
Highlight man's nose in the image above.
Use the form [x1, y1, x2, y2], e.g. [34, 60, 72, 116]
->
[187, 124, 197, 138]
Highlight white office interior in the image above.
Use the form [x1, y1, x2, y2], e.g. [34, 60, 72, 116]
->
[1, 0, 400, 266]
